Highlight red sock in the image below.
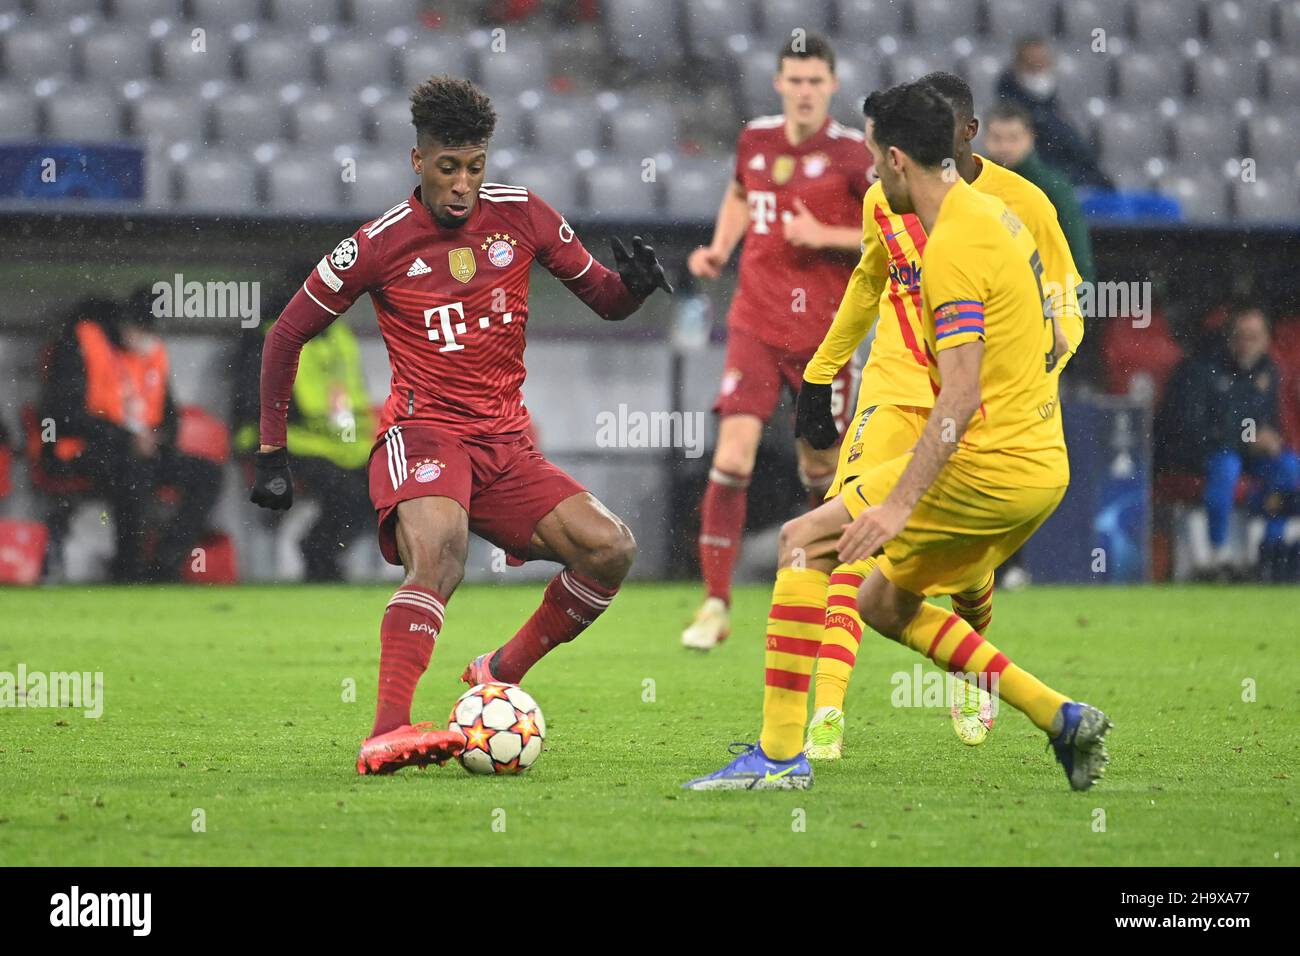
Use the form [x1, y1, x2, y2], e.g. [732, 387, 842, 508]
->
[371, 585, 446, 737]
[492, 570, 617, 683]
[698, 467, 750, 606]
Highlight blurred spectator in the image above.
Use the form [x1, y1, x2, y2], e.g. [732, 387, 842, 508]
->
[38, 295, 221, 582]
[232, 284, 375, 582]
[1156, 307, 1300, 580]
[984, 100, 1096, 285]
[995, 36, 1112, 189]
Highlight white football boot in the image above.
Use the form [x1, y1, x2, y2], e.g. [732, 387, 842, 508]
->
[681, 597, 730, 650]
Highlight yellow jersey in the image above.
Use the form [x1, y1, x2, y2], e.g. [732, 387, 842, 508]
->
[922, 180, 1068, 489]
[804, 155, 1083, 409]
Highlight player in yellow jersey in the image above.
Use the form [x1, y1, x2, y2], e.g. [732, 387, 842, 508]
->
[683, 82, 1109, 793]
[794, 72, 1085, 757]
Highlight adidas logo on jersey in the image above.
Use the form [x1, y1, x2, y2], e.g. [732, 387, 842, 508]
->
[406, 257, 432, 277]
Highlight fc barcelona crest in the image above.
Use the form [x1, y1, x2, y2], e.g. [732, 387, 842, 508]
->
[448, 247, 476, 283]
[772, 155, 796, 185]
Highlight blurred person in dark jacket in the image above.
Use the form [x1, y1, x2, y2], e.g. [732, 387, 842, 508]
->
[984, 100, 1096, 285]
[232, 278, 375, 581]
[1157, 307, 1300, 580]
[39, 295, 221, 582]
[995, 36, 1112, 189]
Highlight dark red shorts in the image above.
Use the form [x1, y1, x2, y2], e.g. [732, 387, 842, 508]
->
[713, 326, 857, 431]
[367, 425, 586, 566]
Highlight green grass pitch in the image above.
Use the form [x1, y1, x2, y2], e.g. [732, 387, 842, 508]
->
[1, 583, 1295, 866]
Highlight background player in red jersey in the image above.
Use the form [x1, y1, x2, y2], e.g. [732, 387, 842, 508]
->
[248, 76, 671, 775]
[682, 34, 872, 650]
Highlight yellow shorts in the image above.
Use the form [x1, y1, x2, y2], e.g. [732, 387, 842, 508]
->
[825, 403, 929, 499]
[842, 453, 1067, 596]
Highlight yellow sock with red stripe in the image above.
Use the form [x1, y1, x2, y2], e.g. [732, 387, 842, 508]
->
[812, 559, 873, 713]
[759, 567, 830, 760]
[899, 602, 1068, 733]
[951, 569, 994, 634]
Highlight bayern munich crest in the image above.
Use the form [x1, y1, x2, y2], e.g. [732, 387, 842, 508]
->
[481, 232, 517, 268]
[412, 458, 445, 483]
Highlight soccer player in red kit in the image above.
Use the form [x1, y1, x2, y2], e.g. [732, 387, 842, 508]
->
[682, 34, 872, 649]
[249, 76, 671, 774]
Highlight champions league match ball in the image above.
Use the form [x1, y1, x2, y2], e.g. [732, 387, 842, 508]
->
[449, 683, 546, 775]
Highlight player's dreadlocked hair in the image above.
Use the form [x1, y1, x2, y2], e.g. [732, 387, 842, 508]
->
[409, 75, 497, 148]
[918, 71, 975, 123]
[862, 82, 954, 169]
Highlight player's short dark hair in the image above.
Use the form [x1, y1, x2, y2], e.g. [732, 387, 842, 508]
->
[985, 100, 1035, 130]
[919, 71, 975, 122]
[409, 74, 496, 149]
[777, 31, 835, 73]
[862, 82, 954, 169]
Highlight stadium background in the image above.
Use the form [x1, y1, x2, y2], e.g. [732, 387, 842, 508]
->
[1, 0, 1299, 586]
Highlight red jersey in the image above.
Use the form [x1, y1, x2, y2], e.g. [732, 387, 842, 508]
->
[270, 184, 638, 445]
[729, 115, 872, 354]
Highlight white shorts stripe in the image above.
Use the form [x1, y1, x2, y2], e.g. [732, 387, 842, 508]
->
[393, 425, 407, 482]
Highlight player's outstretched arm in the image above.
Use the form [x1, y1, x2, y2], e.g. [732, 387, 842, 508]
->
[688, 180, 748, 279]
[611, 235, 673, 298]
[837, 341, 983, 561]
[803, 213, 886, 389]
[249, 286, 337, 511]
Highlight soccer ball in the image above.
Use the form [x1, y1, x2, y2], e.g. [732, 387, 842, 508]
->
[448, 682, 545, 775]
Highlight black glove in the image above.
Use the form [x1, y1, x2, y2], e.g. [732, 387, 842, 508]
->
[249, 447, 293, 510]
[794, 381, 840, 450]
[611, 235, 673, 299]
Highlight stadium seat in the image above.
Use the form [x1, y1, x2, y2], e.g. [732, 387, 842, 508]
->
[266, 154, 341, 212]
[159, 27, 233, 85]
[604, 0, 684, 70]
[586, 161, 659, 216]
[268, 0, 345, 26]
[291, 94, 365, 146]
[1100, 309, 1184, 401]
[985, 0, 1057, 40]
[1168, 108, 1239, 166]
[81, 29, 154, 84]
[1246, 112, 1300, 173]
[1096, 109, 1163, 173]
[0, 86, 39, 140]
[608, 102, 677, 157]
[757, 0, 833, 37]
[1115, 50, 1185, 105]
[1059, 0, 1131, 46]
[131, 90, 205, 145]
[1206, 0, 1270, 47]
[112, 0, 184, 22]
[831, 44, 882, 118]
[737, 47, 781, 118]
[240, 31, 317, 87]
[1263, 55, 1300, 101]
[1133, 0, 1202, 43]
[176, 152, 258, 210]
[835, 0, 906, 38]
[370, 92, 413, 145]
[1234, 178, 1300, 224]
[342, 150, 413, 213]
[495, 154, 580, 212]
[45, 89, 121, 141]
[321, 34, 391, 88]
[347, 0, 423, 34]
[886, 46, 947, 85]
[3, 25, 74, 81]
[961, 50, 1003, 113]
[908, 0, 979, 41]
[396, 37, 471, 89]
[189, 0, 260, 27]
[1190, 52, 1260, 104]
[1158, 168, 1229, 222]
[664, 156, 732, 216]
[28, 0, 88, 20]
[684, 0, 756, 60]
[211, 89, 285, 146]
[1281, 2, 1300, 45]
[532, 99, 603, 156]
[476, 35, 549, 97]
[1054, 50, 1113, 118]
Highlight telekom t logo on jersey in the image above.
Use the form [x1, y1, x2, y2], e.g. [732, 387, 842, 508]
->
[747, 191, 777, 233]
[422, 302, 514, 352]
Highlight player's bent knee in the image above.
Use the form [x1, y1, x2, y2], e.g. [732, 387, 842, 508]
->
[402, 534, 468, 595]
[576, 517, 636, 585]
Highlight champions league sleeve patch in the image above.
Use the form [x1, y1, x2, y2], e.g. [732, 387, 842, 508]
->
[329, 237, 359, 271]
